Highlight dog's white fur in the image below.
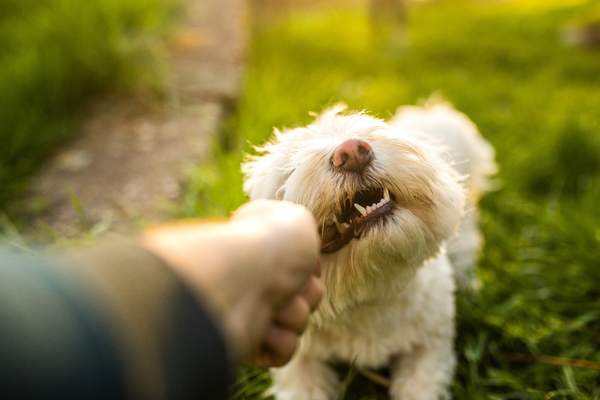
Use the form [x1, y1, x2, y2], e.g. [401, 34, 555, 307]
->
[390, 102, 497, 289]
[242, 102, 496, 400]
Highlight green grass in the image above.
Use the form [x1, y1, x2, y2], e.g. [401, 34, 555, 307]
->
[182, 0, 600, 398]
[0, 0, 178, 207]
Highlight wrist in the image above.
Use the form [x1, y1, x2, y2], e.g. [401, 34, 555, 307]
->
[140, 221, 270, 363]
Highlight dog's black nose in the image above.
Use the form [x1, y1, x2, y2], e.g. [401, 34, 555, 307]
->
[331, 139, 374, 173]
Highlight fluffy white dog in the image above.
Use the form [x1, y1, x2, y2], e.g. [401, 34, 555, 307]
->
[242, 101, 496, 400]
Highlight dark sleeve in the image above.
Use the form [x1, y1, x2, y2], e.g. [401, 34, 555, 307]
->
[0, 240, 232, 400]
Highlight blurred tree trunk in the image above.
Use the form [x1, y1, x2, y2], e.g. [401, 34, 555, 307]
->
[562, 22, 600, 48]
[370, 0, 406, 51]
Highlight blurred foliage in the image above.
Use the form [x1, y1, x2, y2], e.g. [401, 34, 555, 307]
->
[565, 0, 600, 25]
[184, 0, 600, 398]
[0, 0, 178, 206]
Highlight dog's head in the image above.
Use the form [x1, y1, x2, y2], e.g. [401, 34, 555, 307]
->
[243, 105, 465, 318]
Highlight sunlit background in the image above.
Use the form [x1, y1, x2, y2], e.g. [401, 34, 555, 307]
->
[1, 0, 600, 398]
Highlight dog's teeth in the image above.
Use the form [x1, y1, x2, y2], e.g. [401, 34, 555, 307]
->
[372, 202, 378, 209]
[332, 215, 343, 233]
[354, 203, 367, 216]
[342, 222, 350, 228]
[383, 187, 390, 201]
[366, 205, 372, 213]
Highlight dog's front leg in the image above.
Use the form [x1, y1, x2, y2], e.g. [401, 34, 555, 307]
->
[269, 354, 339, 400]
[389, 338, 456, 400]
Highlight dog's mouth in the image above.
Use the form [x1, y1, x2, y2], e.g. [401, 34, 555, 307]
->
[320, 186, 395, 254]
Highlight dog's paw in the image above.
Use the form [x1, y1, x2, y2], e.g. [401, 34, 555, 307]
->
[267, 386, 334, 400]
[269, 356, 339, 400]
[389, 382, 450, 400]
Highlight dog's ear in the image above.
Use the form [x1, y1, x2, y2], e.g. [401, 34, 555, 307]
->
[242, 129, 293, 200]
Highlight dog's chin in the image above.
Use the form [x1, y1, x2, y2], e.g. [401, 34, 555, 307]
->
[312, 207, 435, 322]
[319, 186, 396, 254]
[316, 183, 443, 277]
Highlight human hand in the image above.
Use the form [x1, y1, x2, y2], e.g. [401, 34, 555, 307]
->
[142, 200, 322, 367]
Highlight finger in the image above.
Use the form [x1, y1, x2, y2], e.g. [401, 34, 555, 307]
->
[274, 296, 310, 334]
[252, 345, 277, 368]
[233, 200, 314, 227]
[263, 326, 298, 367]
[300, 275, 323, 311]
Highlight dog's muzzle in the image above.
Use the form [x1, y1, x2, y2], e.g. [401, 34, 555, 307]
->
[320, 186, 395, 253]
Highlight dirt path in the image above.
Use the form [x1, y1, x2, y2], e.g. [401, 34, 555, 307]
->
[29, 0, 247, 237]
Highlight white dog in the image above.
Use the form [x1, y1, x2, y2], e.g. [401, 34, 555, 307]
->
[242, 101, 496, 400]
